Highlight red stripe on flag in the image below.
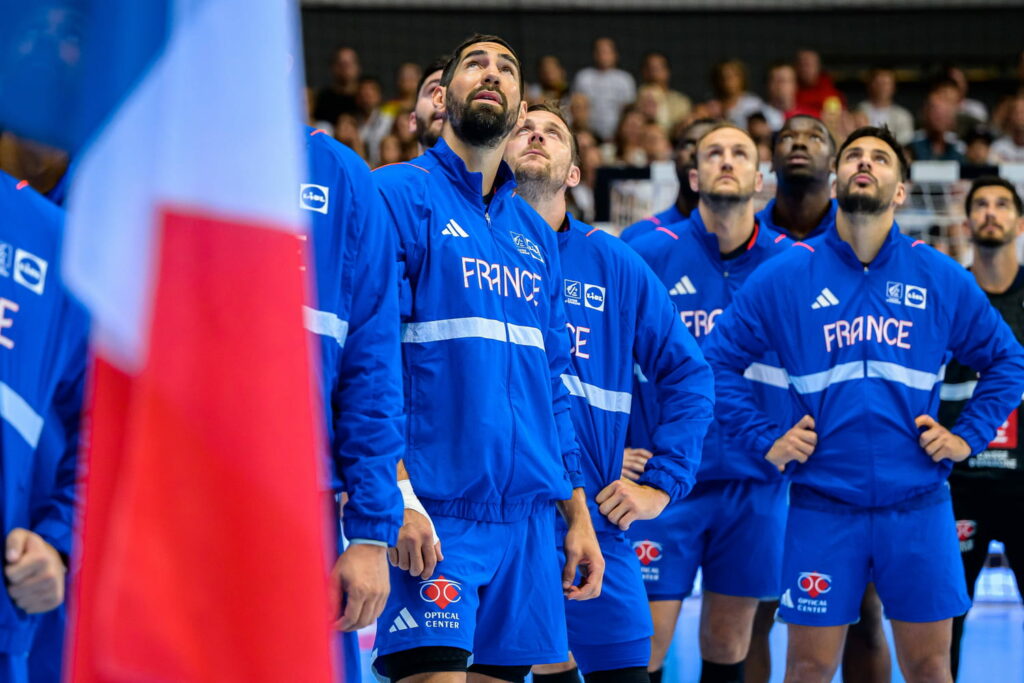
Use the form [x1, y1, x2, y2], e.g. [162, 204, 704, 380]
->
[69, 208, 336, 682]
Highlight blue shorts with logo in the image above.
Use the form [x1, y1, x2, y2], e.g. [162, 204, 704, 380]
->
[373, 512, 567, 668]
[626, 479, 787, 601]
[777, 485, 970, 627]
[561, 531, 652, 674]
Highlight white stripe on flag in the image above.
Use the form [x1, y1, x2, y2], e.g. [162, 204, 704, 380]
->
[303, 306, 349, 347]
[0, 381, 44, 449]
[561, 374, 632, 414]
[743, 362, 790, 389]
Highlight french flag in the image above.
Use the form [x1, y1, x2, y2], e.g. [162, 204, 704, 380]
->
[1, 2, 337, 680]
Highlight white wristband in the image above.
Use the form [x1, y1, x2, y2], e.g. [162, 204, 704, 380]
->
[398, 479, 439, 544]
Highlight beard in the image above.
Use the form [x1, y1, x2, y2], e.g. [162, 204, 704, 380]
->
[513, 158, 567, 204]
[416, 114, 442, 149]
[836, 178, 893, 215]
[446, 86, 518, 149]
[972, 223, 1014, 249]
[701, 188, 753, 210]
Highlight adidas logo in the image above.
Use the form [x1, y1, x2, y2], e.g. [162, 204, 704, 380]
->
[441, 219, 469, 238]
[810, 287, 840, 309]
[388, 607, 419, 632]
[669, 276, 697, 296]
[781, 589, 794, 609]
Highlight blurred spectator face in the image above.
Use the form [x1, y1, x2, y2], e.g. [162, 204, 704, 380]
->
[968, 184, 1022, 248]
[336, 113, 363, 150]
[643, 123, 672, 161]
[767, 65, 797, 109]
[692, 126, 761, 202]
[618, 110, 646, 148]
[569, 92, 591, 132]
[796, 50, 821, 88]
[331, 47, 360, 86]
[946, 67, 969, 100]
[965, 137, 991, 165]
[1009, 97, 1024, 135]
[773, 116, 833, 183]
[636, 86, 662, 122]
[356, 79, 382, 114]
[923, 93, 956, 134]
[719, 62, 745, 98]
[747, 114, 771, 145]
[593, 38, 618, 70]
[867, 70, 895, 104]
[411, 68, 444, 148]
[642, 53, 671, 88]
[378, 135, 403, 166]
[396, 62, 422, 99]
[537, 55, 566, 90]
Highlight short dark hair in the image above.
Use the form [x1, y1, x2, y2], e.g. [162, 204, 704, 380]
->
[441, 34, 524, 96]
[643, 51, 669, 67]
[836, 125, 910, 181]
[927, 77, 960, 96]
[775, 114, 837, 153]
[528, 102, 578, 164]
[965, 176, 1024, 216]
[416, 56, 449, 97]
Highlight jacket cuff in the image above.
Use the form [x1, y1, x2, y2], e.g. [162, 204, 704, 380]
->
[754, 430, 782, 458]
[638, 469, 685, 504]
[33, 518, 72, 558]
[564, 452, 584, 488]
[951, 424, 987, 457]
[343, 515, 400, 547]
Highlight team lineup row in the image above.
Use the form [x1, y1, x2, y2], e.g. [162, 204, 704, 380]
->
[3, 29, 1023, 683]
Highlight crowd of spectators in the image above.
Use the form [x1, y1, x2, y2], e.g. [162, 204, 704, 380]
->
[308, 40, 1024, 207]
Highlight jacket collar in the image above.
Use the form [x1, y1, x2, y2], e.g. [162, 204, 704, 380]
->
[688, 208, 763, 267]
[426, 137, 518, 207]
[823, 220, 902, 269]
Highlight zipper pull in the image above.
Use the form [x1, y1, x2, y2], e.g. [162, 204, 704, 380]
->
[485, 212, 491, 226]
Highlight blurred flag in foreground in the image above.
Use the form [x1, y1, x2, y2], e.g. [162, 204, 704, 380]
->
[2, 1, 337, 680]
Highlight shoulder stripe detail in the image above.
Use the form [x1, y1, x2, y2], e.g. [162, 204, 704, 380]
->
[794, 242, 814, 252]
[649, 216, 661, 225]
[585, 227, 600, 237]
[15, 179, 29, 190]
[911, 240, 925, 247]
[309, 128, 328, 136]
[373, 161, 430, 174]
[656, 226, 679, 240]
[774, 234, 786, 243]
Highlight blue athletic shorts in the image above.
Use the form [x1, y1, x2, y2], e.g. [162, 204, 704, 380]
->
[374, 512, 567, 667]
[562, 532, 652, 674]
[778, 485, 970, 626]
[626, 479, 788, 601]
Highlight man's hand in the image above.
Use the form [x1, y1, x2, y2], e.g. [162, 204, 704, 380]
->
[621, 448, 653, 482]
[331, 543, 389, 632]
[766, 414, 817, 472]
[5, 529, 65, 614]
[915, 415, 971, 463]
[595, 479, 669, 531]
[388, 508, 443, 580]
[557, 488, 604, 601]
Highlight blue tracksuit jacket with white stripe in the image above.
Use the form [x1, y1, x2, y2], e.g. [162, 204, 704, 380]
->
[303, 129, 403, 545]
[373, 138, 582, 523]
[0, 172, 88, 654]
[627, 211, 797, 483]
[558, 215, 714, 535]
[702, 223, 1024, 507]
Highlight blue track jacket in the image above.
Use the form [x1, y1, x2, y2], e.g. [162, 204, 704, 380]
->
[619, 204, 686, 244]
[0, 173, 88, 654]
[703, 223, 1024, 507]
[373, 139, 582, 522]
[303, 129, 404, 545]
[755, 198, 837, 241]
[628, 212, 796, 483]
[558, 216, 713, 535]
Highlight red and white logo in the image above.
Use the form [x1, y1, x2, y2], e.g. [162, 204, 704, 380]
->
[419, 575, 462, 609]
[956, 520, 977, 542]
[798, 572, 832, 598]
[989, 411, 1018, 449]
[633, 540, 663, 566]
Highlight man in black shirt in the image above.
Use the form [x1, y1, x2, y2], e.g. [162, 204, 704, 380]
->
[939, 176, 1024, 680]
